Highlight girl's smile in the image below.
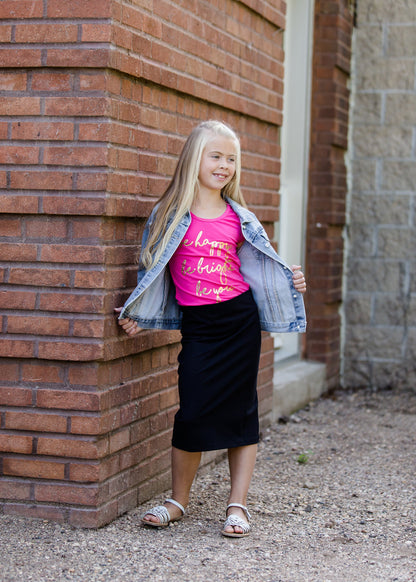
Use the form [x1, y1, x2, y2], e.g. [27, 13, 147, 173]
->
[213, 172, 229, 181]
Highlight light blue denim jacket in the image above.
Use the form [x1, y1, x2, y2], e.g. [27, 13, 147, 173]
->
[119, 198, 306, 333]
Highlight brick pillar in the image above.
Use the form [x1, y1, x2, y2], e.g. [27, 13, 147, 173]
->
[0, 0, 172, 527]
[305, 0, 354, 389]
[1, 1, 286, 526]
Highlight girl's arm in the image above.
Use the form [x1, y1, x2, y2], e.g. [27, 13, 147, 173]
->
[114, 307, 143, 336]
[114, 207, 158, 331]
[291, 265, 307, 294]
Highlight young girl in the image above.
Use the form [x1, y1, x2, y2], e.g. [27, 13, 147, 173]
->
[116, 120, 307, 538]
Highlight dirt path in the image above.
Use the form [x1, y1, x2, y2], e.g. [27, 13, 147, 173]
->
[1, 388, 415, 581]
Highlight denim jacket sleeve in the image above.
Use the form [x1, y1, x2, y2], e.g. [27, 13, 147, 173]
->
[135, 205, 157, 286]
[227, 198, 306, 333]
[118, 209, 190, 329]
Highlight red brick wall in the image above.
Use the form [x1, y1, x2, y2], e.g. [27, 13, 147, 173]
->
[305, 0, 353, 389]
[0, 0, 285, 526]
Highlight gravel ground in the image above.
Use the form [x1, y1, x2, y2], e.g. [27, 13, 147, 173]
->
[1, 388, 415, 582]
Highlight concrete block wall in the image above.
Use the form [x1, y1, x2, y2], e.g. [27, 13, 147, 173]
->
[344, 0, 416, 389]
[0, 0, 285, 526]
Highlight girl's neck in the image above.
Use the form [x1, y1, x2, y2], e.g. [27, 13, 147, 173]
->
[191, 189, 227, 219]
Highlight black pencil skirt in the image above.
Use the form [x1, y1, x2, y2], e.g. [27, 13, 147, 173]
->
[172, 289, 262, 452]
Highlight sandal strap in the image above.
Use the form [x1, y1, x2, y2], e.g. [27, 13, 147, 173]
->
[143, 505, 171, 525]
[142, 499, 185, 526]
[223, 514, 251, 534]
[226, 503, 251, 521]
[165, 498, 185, 515]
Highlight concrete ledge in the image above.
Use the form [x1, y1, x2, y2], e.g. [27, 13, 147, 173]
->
[272, 360, 327, 422]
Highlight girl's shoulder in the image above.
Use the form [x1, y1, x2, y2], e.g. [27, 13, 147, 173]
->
[225, 197, 259, 224]
[148, 202, 160, 222]
[147, 201, 170, 228]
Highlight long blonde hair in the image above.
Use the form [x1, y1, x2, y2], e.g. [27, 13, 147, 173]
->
[141, 120, 247, 269]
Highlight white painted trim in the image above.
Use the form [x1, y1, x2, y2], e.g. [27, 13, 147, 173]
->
[274, 0, 315, 362]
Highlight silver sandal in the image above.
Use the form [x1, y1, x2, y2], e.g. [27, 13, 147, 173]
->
[141, 498, 185, 528]
[222, 503, 251, 538]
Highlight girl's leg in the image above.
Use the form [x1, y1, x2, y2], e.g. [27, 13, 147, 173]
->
[143, 446, 201, 524]
[224, 443, 258, 534]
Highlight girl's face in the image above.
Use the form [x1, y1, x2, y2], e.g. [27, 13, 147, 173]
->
[198, 135, 237, 195]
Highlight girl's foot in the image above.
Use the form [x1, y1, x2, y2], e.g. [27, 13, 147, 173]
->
[222, 503, 251, 537]
[141, 499, 185, 527]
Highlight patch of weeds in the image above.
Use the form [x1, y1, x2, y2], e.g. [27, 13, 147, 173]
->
[296, 451, 312, 464]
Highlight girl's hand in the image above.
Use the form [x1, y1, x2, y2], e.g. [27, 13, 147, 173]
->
[114, 307, 143, 336]
[291, 265, 307, 294]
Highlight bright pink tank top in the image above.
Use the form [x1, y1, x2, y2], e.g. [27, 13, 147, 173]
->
[169, 204, 249, 305]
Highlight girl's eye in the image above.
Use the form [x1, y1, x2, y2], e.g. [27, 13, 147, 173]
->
[228, 158, 236, 163]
